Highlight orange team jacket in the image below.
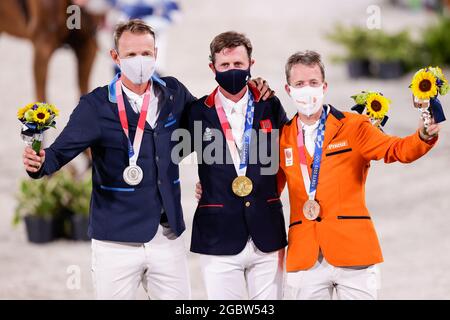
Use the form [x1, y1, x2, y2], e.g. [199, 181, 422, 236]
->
[278, 105, 438, 272]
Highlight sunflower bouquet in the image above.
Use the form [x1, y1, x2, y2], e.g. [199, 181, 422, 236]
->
[410, 66, 448, 127]
[17, 102, 59, 154]
[351, 91, 390, 130]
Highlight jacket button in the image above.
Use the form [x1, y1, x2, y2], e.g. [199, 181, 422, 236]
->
[316, 217, 322, 222]
[158, 180, 162, 185]
[155, 156, 159, 161]
[245, 201, 251, 207]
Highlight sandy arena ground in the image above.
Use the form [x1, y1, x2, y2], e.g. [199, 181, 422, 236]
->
[0, 0, 449, 299]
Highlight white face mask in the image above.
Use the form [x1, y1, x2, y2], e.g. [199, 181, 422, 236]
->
[289, 85, 324, 116]
[119, 55, 156, 85]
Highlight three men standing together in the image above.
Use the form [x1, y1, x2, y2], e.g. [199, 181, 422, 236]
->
[22, 19, 441, 300]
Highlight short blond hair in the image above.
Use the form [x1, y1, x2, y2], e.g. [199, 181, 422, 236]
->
[114, 19, 155, 50]
[285, 50, 325, 84]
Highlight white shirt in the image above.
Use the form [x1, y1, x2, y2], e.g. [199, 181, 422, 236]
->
[217, 87, 249, 152]
[299, 119, 320, 157]
[122, 82, 160, 129]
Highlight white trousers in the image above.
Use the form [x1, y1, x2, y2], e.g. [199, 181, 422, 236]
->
[199, 238, 285, 300]
[286, 253, 380, 300]
[91, 223, 191, 300]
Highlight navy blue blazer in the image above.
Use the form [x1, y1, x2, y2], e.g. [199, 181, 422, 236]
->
[28, 74, 195, 242]
[187, 85, 289, 255]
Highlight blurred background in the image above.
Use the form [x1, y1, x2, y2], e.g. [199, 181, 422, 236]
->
[1, 0, 450, 299]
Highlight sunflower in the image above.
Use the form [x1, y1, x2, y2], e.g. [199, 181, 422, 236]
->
[17, 103, 35, 120]
[411, 70, 438, 100]
[365, 93, 390, 120]
[33, 106, 51, 125]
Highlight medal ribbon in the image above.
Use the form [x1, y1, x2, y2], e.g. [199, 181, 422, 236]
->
[296, 106, 328, 201]
[215, 89, 255, 176]
[115, 79, 151, 167]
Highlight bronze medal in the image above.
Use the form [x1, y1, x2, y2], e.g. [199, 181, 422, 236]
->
[303, 199, 320, 220]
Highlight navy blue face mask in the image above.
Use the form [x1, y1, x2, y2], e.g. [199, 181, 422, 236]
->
[215, 68, 251, 95]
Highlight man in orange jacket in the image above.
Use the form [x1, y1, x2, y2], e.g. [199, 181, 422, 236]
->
[279, 51, 441, 300]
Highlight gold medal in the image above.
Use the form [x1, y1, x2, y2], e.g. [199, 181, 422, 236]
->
[232, 176, 253, 197]
[303, 200, 320, 220]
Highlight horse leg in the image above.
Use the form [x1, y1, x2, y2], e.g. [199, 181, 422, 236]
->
[33, 38, 56, 101]
[75, 36, 97, 96]
[0, 0, 30, 38]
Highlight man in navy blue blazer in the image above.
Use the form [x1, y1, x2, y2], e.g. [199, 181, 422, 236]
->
[22, 19, 196, 300]
[186, 31, 288, 300]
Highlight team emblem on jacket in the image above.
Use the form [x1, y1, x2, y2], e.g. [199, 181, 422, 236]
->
[284, 147, 293, 166]
[260, 119, 272, 133]
[203, 127, 213, 141]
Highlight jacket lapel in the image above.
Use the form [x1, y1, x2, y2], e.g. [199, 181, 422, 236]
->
[251, 99, 266, 132]
[203, 100, 224, 132]
[323, 105, 345, 151]
[154, 82, 176, 131]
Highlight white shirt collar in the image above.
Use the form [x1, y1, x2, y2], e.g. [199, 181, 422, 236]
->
[122, 83, 141, 100]
[121, 81, 157, 114]
[121, 81, 154, 101]
[217, 86, 249, 115]
[299, 105, 328, 131]
[300, 119, 319, 132]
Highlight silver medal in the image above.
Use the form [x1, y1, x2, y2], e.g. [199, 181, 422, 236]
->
[123, 165, 143, 186]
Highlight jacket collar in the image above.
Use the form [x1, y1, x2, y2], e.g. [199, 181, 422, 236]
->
[328, 105, 345, 120]
[204, 82, 262, 108]
[108, 72, 167, 103]
[323, 105, 345, 150]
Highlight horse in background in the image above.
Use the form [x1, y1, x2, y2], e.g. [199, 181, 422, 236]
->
[0, 0, 102, 102]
